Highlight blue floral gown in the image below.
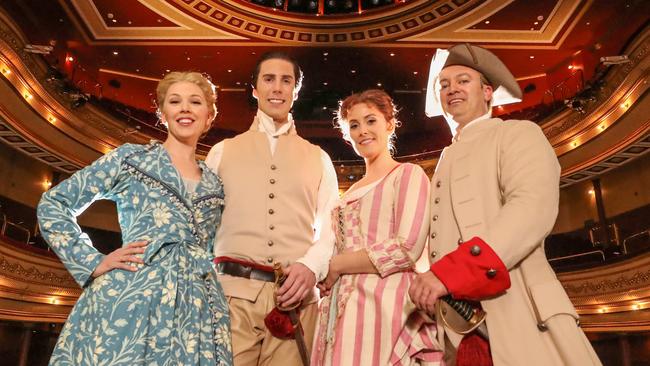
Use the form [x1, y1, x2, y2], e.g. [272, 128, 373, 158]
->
[37, 141, 232, 365]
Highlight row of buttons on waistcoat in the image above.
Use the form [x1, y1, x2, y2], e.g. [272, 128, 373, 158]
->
[267, 164, 278, 263]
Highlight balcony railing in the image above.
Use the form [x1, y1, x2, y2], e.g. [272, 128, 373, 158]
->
[0, 213, 30, 244]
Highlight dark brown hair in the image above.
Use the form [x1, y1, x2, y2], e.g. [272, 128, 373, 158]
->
[251, 51, 303, 95]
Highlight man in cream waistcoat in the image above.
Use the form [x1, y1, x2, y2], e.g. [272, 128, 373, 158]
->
[206, 51, 338, 366]
[408, 44, 602, 366]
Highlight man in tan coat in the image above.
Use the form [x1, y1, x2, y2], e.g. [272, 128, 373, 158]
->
[409, 44, 602, 365]
[206, 52, 338, 365]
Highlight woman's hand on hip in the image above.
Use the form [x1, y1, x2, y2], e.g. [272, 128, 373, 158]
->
[91, 240, 148, 278]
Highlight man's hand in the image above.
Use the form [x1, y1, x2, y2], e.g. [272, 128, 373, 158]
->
[409, 271, 449, 315]
[91, 240, 147, 278]
[277, 263, 316, 308]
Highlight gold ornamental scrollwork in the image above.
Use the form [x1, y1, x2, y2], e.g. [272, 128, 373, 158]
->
[0, 254, 77, 288]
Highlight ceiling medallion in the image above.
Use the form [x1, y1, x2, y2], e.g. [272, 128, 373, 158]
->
[164, 0, 485, 45]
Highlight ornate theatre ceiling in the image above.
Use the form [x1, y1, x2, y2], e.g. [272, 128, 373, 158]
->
[0, 0, 647, 185]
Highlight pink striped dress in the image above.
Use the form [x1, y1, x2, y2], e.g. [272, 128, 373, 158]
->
[312, 163, 444, 366]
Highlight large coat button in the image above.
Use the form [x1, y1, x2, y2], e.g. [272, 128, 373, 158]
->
[267, 240, 274, 247]
[430, 232, 437, 239]
[457, 238, 463, 245]
[267, 257, 273, 263]
[431, 251, 437, 258]
[436, 181, 442, 188]
[269, 193, 275, 199]
[271, 164, 277, 170]
[486, 269, 497, 278]
[268, 209, 274, 214]
[270, 178, 276, 184]
[470, 245, 481, 256]
[434, 197, 440, 204]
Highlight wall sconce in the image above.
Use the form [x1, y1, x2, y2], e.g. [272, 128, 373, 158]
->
[43, 179, 52, 190]
[1, 68, 10, 75]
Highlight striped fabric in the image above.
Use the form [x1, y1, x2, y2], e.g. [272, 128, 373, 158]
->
[312, 164, 444, 366]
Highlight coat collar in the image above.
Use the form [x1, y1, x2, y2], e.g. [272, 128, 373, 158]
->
[124, 141, 222, 204]
[453, 117, 501, 144]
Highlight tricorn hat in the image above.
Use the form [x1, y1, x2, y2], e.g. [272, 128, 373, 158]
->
[425, 43, 523, 117]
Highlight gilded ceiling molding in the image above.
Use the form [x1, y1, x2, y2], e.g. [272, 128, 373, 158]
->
[87, 0, 486, 46]
[62, 0, 247, 41]
[63, 0, 594, 48]
[557, 252, 650, 331]
[400, 0, 587, 48]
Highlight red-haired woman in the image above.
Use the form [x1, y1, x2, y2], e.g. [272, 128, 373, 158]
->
[312, 90, 443, 365]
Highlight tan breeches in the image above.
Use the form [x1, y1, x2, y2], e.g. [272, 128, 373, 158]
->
[227, 282, 317, 366]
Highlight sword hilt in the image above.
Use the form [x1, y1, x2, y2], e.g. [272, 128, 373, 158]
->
[441, 295, 476, 321]
[438, 295, 489, 340]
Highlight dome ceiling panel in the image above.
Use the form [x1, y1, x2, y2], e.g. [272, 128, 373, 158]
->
[161, 0, 485, 45]
[468, 0, 557, 31]
[64, 0, 248, 41]
[92, 0, 178, 27]
[64, 0, 593, 47]
[402, 0, 587, 47]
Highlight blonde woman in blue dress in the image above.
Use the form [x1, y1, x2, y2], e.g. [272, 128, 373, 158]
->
[38, 72, 232, 365]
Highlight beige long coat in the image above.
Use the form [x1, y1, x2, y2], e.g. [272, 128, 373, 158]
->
[429, 118, 601, 366]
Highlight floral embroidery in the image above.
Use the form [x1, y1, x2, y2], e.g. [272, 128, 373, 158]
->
[38, 142, 232, 365]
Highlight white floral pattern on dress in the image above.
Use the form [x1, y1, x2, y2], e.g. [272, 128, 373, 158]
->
[38, 142, 232, 365]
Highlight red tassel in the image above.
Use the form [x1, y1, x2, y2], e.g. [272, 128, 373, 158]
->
[456, 332, 493, 366]
[264, 307, 300, 339]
